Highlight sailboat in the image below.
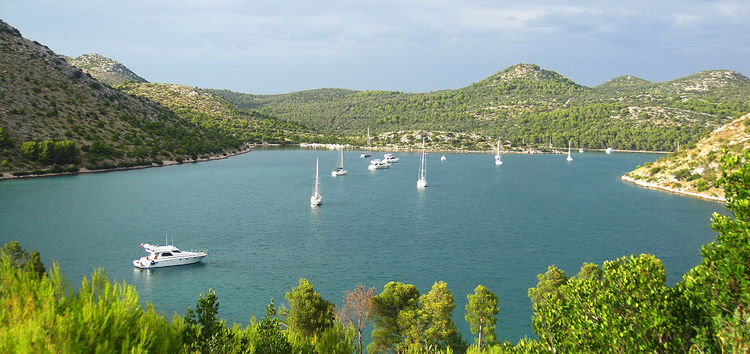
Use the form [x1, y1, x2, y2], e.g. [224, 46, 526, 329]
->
[310, 157, 322, 206]
[331, 148, 347, 176]
[494, 138, 503, 166]
[605, 147, 613, 154]
[417, 138, 427, 189]
[566, 141, 574, 162]
[360, 128, 372, 158]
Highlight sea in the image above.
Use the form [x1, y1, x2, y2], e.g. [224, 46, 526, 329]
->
[0, 148, 723, 343]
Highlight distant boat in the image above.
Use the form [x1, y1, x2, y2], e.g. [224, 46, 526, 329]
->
[383, 153, 399, 163]
[494, 138, 503, 166]
[417, 138, 427, 189]
[368, 159, 391, 170]
[311, 157, 322, 206]
[566, 141, 573, 162]
[441, 155, 446, 162]
[578, 147, 584, 153]
[360, 128, 372, 158]
[605, 147, 613, 154]
[331, 148, 347, 176]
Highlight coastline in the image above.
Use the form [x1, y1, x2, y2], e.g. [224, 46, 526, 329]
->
[620, 175, 725, 203]
[0, 145, 255, 181]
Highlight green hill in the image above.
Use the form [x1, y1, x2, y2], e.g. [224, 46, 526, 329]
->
[0, 20, 243, 177]
[209, 65, 750, 151]
[63, 53, 147, 86]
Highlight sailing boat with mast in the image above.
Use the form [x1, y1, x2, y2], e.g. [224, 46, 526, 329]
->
[566, 141, 574, 162]
[494, 138, 503, 166]
[331, 148, 347, 176]
[417, 138, 427, 189]
[360, 128, 372, 158]
[310, 157, 322, 206]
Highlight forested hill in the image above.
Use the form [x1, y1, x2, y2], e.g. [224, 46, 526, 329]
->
[0, 19, 244, 177]
[209, 64, 750, 151]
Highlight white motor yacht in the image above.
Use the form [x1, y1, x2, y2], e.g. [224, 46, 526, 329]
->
[383, 153, 399, 163]
[368, 159, 391, 170]
[133, 243, 207, 269]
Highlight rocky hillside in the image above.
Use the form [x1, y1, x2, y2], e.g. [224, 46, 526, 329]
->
[210, 64, 750, 151]
[0, 19, 242, 177]
[63, 53, 147, 86]
[623, 112, 750, 201]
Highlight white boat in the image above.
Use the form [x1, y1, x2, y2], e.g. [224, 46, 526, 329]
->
[331, 149, 347, 176]
[494, 138, 503, 166]
[360, 128, 372, 158]
[368, 159, 391, 170]
[417, 138, 427, 189]
[566, 141, 573, 162]
[578, 147, 584, 153]
[605, 147, 613, 154]
[440, 155, 446, 162]
[311, 157, 322, 206]
[133, 242, 207, 269]
[383, 153, 399, 163]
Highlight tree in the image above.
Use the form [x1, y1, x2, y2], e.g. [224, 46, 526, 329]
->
[368, 281, 419, 353]
[0, 240, 45, 278]
[465, 285, 499, 349]
[678, 150, 750, 352]
[285, 278, 335, 339]
[185, 288, 226, 352]
[256, 299, 292, 354]
[420, 281, 460, 351]
[338, 284, 376, 354]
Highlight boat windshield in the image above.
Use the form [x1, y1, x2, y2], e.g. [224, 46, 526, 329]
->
[162, 252, 173, 257]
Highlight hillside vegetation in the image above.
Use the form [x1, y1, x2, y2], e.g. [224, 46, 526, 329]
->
[210, 64, 750, 151]
[63, 53, 147, 86]
[624, 112, 750, 201]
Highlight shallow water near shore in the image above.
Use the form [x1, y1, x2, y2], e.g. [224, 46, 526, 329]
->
[0, 148, 723, 343]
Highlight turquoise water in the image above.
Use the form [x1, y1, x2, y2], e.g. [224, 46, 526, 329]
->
[0, 149, 722, 342]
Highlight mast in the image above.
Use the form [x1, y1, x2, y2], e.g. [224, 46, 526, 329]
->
[314, 157, 319, 195]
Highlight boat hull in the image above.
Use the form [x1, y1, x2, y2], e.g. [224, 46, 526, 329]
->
[133, 254, 207, 269]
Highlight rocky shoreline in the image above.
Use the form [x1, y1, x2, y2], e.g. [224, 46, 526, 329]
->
[620, 175, 725, 203]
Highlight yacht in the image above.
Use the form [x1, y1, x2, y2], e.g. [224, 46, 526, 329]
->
[494, 138, 503, 166]
[417, 138, 427, 189]
[133, 243, 207, 269]
[368, 159, 391, 170]
[331, 149, 347, 176]
[441, 155, 447, 162]
[566, 141, 574, 162]
[578, 147, 584, 153]
[311, 157, 322, 206]
[605, 147, 613, 154]
[383, 153, 399, 163]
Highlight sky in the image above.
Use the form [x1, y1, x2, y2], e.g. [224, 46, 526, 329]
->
[2, 0, 749, 94]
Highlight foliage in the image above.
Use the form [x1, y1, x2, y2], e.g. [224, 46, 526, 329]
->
[184, 288, 228, 352]
[1, 241, 45, 278]
[677, 150, 750, 351]
[284, 277, 335, 339]
[419, 281, 463, 352]
[339, 284, 376, 354]
[20, 139, 79, 165]
[368, 281, 420, 353]
[465, 285, 499, 350]
[0, 126, 8, 147]
[256, 299, 293, 354]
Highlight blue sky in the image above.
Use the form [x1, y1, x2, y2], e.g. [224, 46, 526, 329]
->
[2, 0, 749, 94]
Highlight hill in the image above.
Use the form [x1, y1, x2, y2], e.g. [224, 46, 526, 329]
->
[209, 65, 750, 152]
[0, 19, 243, 177]
[63, 53, 147, 86]
[623, 112, 750, 201]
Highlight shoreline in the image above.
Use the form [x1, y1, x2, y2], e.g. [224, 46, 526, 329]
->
[620, 175, 725, 203]
[0, 145, 255, 182]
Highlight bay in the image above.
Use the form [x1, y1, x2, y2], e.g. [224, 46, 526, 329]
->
[0, 149, 722, 342]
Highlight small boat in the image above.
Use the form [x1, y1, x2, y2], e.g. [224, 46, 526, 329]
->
[331, 149, 347, 176]
[494, 138, 503, 166]
[440, 155, 446, 162]
[368, 159, 391, 170]
[417, 138, 427, 189]
[605, 147, 613, 154]
[383, 153, 399, 163]
[578, 147, 584, 153]
[360, 128, 372, 158]
[566, 141, 573, 162]
[133, 242, 207, 269]
[311, 157, 322, 206]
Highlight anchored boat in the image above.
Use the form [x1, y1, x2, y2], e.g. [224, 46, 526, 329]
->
[133, 243, 207, 269]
